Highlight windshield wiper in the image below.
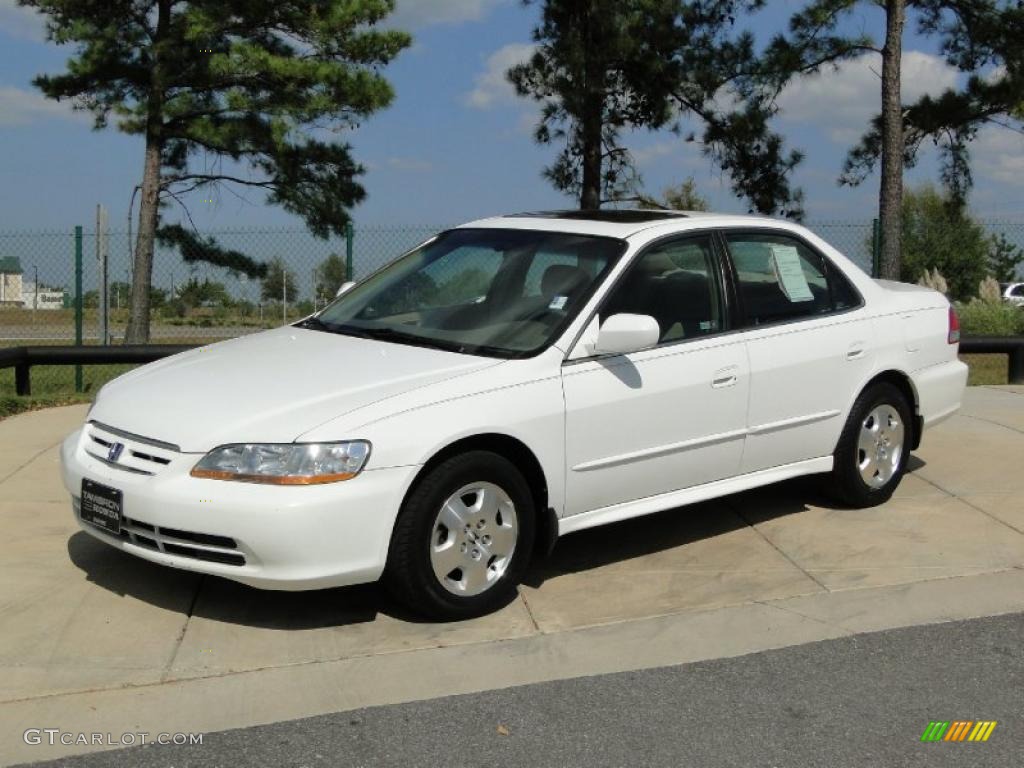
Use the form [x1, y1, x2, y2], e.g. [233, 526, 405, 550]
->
[342, 325, 456, 350]
[333, 324, 493, 355]
[294, 315, 331, 331]
[302, 321, 513, 358]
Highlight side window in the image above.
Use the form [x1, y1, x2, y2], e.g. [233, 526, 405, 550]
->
[603, 235, 724, 344]
[828, 261, 861, 311]
[725, 233, 847, 326]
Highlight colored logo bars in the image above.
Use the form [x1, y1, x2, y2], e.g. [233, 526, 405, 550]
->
[921, 721, 997, 742]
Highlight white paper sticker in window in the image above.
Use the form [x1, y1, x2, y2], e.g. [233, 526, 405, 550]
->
[769, 245, 814, 302]
[549, 295, 568, 310]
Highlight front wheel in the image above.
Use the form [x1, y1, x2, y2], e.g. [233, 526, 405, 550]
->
[384, 451, 535, 620]
[827, 382, 912, 508]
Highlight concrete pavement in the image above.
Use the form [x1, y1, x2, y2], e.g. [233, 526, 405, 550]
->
[1, 387, 1022, 765]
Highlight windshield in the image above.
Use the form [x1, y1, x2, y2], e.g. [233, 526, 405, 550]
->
[311, 228, 625, 357]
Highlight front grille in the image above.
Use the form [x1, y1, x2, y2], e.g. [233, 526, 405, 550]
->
[85, 422, 179, 476]
[75, 498, 246, 567]
[119, 515, 245, 566]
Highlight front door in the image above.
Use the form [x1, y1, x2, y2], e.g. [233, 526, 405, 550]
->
[561, 234, 749, 517]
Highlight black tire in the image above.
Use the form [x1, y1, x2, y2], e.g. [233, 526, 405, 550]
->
[827, 381, 913, 508]
[384, 451, 536, 620]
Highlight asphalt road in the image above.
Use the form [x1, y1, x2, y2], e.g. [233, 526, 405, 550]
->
[17, 612, 1022, 768]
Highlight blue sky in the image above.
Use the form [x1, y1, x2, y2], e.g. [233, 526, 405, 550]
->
[0, 0, 1022, 240]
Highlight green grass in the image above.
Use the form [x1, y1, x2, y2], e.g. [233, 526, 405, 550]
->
[0, 394, 91, 421]
[0, 363, 135, 399]
[960, 354, 1008, 386]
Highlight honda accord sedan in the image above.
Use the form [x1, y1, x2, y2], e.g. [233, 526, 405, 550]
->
[61, 210, 968, 618]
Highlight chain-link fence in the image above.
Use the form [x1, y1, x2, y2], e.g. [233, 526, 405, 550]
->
[2, 218, 1022, 396]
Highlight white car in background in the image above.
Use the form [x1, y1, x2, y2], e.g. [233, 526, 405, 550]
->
[1001, 282, 1024, 306]
[61, 210, 968, 618]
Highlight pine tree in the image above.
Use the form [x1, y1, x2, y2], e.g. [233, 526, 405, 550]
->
[773, 0, 1023, 278]
[23, 0, 410, 341]
[509, 0, 806, 217]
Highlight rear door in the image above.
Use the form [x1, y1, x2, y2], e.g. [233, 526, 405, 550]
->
[721, 230, 872, 473]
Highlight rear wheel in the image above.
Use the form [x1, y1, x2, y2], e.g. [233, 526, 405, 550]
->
[827, 382, 912, 508]
[385, 451, 535, 620]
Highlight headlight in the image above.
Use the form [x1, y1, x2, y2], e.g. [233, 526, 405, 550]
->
[190, 441, 371, 485]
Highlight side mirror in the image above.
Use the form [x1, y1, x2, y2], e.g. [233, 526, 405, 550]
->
[336, 281, 356, 297]
[594, 313, 660, 356]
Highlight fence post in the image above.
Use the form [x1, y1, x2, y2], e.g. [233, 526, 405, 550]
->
[97, 204, 109, 345]
[74, 225, 83, 393]
[345, 221, 354, 282]
[1010, 348, 1024, 385]
[15, 361, 31, 397]
[871, 218, 881, 279]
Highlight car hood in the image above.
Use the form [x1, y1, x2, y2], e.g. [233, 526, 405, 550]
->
[90, 326, 504, 452]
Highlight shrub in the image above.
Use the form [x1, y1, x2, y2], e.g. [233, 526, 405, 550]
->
[957, 299, 1024, 336]
[978, 276, 1002, 303]
[916, 268, 948, 295]
[900, 185, 988, 301]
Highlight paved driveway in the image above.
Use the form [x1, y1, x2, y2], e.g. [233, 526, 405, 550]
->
[1, 387, 1022, 765]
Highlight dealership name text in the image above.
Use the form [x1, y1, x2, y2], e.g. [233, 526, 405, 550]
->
[24, 729, 203, 746]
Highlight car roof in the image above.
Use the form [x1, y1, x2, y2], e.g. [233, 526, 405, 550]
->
[456, 209, 786, 239]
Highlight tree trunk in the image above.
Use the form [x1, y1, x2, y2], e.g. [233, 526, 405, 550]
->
[578, 3, 602, 210]
[877, 0, 906, 280]
[124, 0, 169, 344]
[579, 102, 602, 210]
[124, 137, 161, 343]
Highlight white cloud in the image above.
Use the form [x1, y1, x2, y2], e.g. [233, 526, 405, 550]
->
[971, 126, 1024, 187]
[465, 42, 536, 110]
[389, 0, 508, 28]
[0, 0, 45, 41]
[777, 51, 959, 144]
[0, 86, 88, 126]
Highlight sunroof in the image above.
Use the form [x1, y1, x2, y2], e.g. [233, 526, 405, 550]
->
[506, 210, 688, 224]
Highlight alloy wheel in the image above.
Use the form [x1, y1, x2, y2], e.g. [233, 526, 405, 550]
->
[856, 404, 905, 488]
[429, 481, 518, 597]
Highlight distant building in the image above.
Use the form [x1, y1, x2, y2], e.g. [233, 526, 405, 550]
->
[0, 256, 23, 306]
[21, 281, 67, 311]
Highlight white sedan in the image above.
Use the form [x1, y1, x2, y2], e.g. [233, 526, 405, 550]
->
[61, 210, 968, 618]
[1001, 282, 1024, 306]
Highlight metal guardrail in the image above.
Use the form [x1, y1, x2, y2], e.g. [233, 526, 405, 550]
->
[959, 337, 1024, 384]
[1, 337, 1021, 397]
[0, 345, 196, 396]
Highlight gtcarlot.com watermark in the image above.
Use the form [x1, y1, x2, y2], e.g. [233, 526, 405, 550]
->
[24, 729, 203, 747]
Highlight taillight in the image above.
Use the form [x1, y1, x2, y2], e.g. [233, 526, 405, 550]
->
[948, 305, 960, 344]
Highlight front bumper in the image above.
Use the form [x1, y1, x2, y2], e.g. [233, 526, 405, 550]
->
[60, 427, 419, 590]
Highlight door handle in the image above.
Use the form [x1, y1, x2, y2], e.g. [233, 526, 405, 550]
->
[712, 367, 739, 388]
[846, 343, 866, 361]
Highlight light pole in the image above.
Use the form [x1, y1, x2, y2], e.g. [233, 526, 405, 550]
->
[32, 265, 38, 321]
